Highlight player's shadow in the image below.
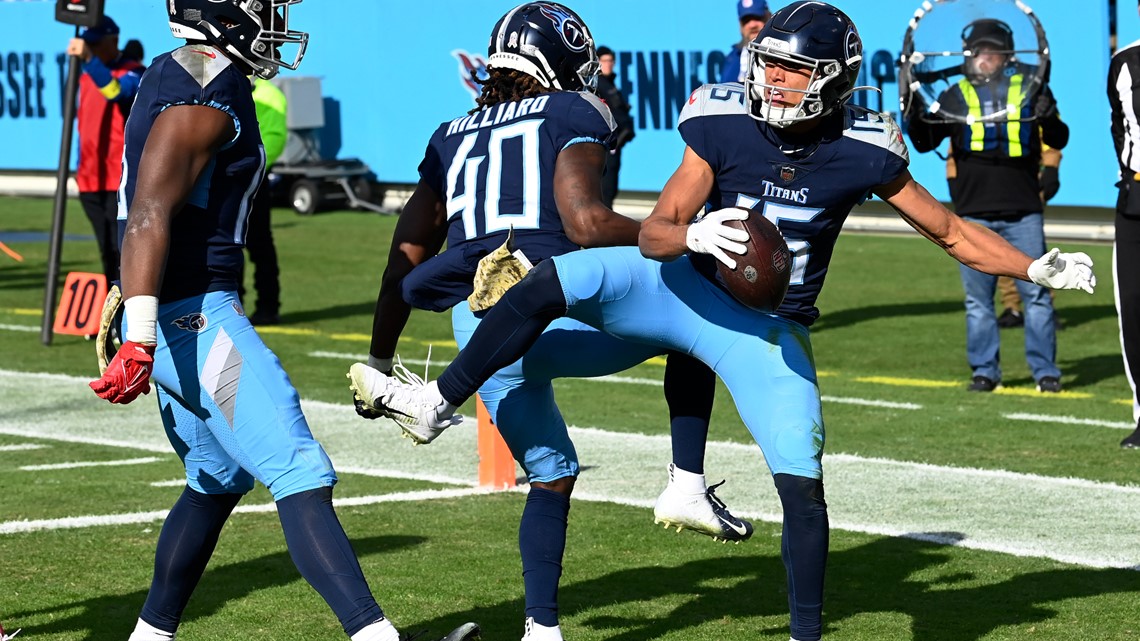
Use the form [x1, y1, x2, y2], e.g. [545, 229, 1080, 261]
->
[277, 301, 376, 326]
[0, 260, 101, 291]
[415, 531, 1140, 641]
[809, 300, 963, 333]
[1061, 352, 1130, 389]
[5, 534, 425, 640]
[1055, 303, 1117, 330]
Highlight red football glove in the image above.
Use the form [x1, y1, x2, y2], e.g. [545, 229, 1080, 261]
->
[89, 341, 156, 404]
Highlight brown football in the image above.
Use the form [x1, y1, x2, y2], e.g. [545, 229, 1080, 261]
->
[715, 207, 792, 312]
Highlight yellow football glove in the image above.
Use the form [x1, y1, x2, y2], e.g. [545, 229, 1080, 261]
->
[469, 227, 533, 311]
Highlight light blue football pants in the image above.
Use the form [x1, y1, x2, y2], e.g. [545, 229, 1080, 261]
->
[138, 291, 337, 498]
[551, 246, 824, 478]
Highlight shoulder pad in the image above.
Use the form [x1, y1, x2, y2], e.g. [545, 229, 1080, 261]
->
[678, 83, 747, 126]
[572, 90, 616, 131]
[172, 45, 236, 89]
[842, 105, 909, 162]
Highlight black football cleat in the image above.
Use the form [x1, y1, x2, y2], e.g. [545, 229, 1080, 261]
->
[1121, 425, 1140, 450]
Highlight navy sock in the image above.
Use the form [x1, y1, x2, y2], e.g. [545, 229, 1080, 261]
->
[276, 486, 384, 636]
[773, 473, 828, 641]
[139, 487, 242, 632]
[519, 487, 571, 627]
[665, 352, 715, 474]
[437, 260, 567, 405]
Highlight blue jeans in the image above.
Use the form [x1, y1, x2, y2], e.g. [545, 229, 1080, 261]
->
[959, 214, 1060, 382]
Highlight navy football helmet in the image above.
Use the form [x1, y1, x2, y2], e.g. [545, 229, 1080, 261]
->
[744, 1, 862, 127]
[961, 19, 1015, 81]
[487, 2, 599, 92]
[168, 0, 308, 79]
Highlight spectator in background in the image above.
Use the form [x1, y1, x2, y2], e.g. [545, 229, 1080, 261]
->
[122, 38, 146, 66]
[595, 46, 635, 208]
[67, 16, 144, 284]
[1108, 18, 1140, 448]
[719, 0, 770, 84]
[241, 78, 288, 326]
[907, 18, 1068, 394]
[971, 141, 1063, 329]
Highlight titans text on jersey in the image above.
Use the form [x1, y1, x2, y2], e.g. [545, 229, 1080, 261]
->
[679, 82, 909, 326]
[402, 90, 616, 311]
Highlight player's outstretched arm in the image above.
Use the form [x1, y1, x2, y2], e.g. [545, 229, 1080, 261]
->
[553, 142, 640, 247]
[640, 146, 716, 261]
[91, 104, 234, 405]
[875, 170, 1095, 293]
[367, 180, 448, 370]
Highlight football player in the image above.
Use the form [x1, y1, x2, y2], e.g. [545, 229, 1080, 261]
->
[87, 2, 477, 640]
[348, 4, 754, 640]
[351, 3, 1096, 640]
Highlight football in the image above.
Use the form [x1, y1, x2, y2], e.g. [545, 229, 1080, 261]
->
[716, 207, 792, 312]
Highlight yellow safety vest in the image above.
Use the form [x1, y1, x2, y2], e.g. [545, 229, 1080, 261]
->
[957, 74, 1025, 157]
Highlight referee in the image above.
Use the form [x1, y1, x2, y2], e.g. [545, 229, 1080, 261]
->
[1108, 14, 1140, 448]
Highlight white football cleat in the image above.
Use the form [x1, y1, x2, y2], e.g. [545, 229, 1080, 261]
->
[348, 361, 462, 444]
[654, 464, 754, 543]
[520, 617, 562, 641]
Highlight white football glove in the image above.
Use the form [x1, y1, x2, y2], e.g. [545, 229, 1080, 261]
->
[1027, 248, 1096, 294]
[686, 208, 749, 269]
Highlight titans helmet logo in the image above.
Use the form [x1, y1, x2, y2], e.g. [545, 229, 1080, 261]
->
[452, 49, 489, 101]
[173, 313, 209, 333]
[538, 3, 588, 53]
[844, 27, 863, 66]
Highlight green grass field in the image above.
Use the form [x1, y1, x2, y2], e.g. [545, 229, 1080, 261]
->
[1, 196, 1138, 641]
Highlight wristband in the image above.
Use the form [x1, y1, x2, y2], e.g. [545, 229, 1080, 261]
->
[124, 295, 159, 345]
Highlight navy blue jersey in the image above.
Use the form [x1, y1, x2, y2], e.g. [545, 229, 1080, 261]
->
[404, 91, 615, 311]
[679, 83, 909, 326]
[118, 45, 265, 303]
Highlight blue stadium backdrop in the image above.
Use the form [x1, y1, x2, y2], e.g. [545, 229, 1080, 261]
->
[0, 0, 1121, 207]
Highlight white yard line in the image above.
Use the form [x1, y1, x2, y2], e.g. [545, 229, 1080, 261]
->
[0, 323, 37, 333]
[20, 457, 165, 471]
[0, 444, 45, 452]
[3, 368, 1139, 569]
[1005, 412, 1135, 430]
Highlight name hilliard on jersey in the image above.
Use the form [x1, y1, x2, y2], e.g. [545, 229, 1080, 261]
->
[679, 82, 910, 327]
[445, 94, 554, 136]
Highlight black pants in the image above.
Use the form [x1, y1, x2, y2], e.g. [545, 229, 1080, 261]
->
[240, 185, 280, 316]
[78, 190, 120, 282]
[601, 148, 622, 209]
[1116, 206, 1140, 420]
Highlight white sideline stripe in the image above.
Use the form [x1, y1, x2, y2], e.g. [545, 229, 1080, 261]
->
[0, 487, 494, 535]
[0, 323, 37, 333]
[821, 396, 920, 410]
[1005, 413, 1135, 430]
[4, 368, 1140, 569]
[20, 457, 165, 471]
[0, 444, 46, 452]
[310, 351, 922, 409]
[149, 479, 186, 488]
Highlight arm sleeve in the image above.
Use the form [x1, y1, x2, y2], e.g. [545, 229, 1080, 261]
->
[1038, 85, 1069, 150]
[253, 82, 288, 166]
